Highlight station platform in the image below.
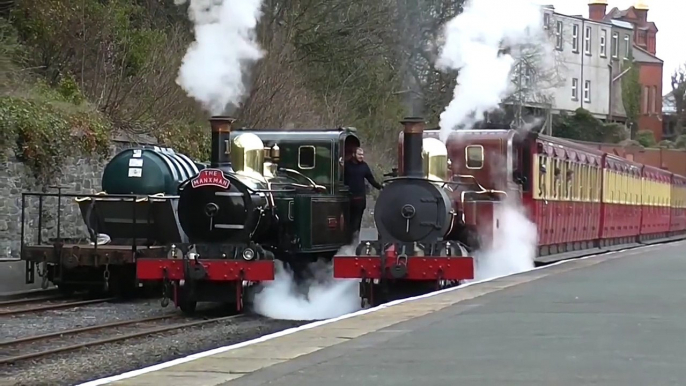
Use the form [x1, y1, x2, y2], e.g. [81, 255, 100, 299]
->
[81, 240, 686, 386]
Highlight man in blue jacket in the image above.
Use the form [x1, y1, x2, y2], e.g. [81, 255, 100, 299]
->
[344, 147, 383, 241]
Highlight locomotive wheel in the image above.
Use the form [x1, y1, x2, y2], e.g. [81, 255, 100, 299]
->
[57, 283, 77, 296]
[176, 286, 197, 315]
[179, 299, 197, 315]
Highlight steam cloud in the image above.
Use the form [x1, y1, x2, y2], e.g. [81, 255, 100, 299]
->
[252, 240, 361, 321]
[436, 0, 546, 140]
[175, 0, 265, 115]
[471, 199, 538, 281]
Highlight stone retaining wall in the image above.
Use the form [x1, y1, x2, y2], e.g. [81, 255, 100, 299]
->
[0, 141, 144, 259]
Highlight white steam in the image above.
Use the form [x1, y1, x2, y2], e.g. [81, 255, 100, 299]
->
[175, 0, 265, 115]
[252, 241, 361, 321]
[471, 199, 538, 281]
[436, 0, 546, 140]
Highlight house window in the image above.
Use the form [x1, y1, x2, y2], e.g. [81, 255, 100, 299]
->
[653, 86, 658, 113]
[555, 21, 563, 50]
[600, 29, 607, 57]
[572, 78, 579, 100]
[612, 32, 619, 58]
[584, 26, 592, 55]
[572, 24, 579, 52]
[543, 13, 550, 29]
[643, 86, 649, 114]
[584, 80, 591, 102]
[624, 35, 630, 58]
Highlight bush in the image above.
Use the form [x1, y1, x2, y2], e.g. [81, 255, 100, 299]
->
[0, 96, 111, 182]
[657, 140, 675, 149]
[675, 135, 686, 150]
[635, 130, 656, 148]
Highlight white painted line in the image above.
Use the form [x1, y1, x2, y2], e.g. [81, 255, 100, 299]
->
[74, 243, 665, 386]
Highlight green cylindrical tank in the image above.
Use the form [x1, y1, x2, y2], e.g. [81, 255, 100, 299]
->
[102, 147, 206, 195]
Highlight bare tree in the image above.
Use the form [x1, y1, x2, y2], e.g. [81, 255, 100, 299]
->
[503, 19, 567, 133]
[671, 64, 686, 135]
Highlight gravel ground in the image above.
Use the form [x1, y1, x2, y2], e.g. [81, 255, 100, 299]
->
[0, 297, 179, 341]
[0, 310, 309, 386]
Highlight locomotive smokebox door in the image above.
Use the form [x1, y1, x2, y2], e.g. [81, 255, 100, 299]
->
[374, 179, 453, 243]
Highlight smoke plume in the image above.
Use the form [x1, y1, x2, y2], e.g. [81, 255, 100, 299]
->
[175, 0, 265, 115]
[436, 0, 546, 141]
[252, 240, 361, 321]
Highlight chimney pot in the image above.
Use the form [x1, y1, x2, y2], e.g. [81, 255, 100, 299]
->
[588, 0, 608, 21]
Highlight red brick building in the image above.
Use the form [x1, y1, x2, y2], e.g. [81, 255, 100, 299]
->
[588, 1, 664, 141]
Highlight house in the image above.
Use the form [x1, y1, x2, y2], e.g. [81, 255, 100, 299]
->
[588, 0, 664, 140]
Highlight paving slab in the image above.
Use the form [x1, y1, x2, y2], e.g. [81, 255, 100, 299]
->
[87, 241, 686, 386]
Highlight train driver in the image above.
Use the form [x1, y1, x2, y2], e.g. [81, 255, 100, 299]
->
[343, 147, 383, 240]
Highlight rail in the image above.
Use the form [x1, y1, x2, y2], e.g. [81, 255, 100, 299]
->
[0, 297, 114, 316]
[0, 314, 245, 365]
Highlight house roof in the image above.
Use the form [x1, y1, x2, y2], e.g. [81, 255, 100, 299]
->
[610, 20, 633, 30]
[605, 6, 659, 32]
[632, 44, 663, 64]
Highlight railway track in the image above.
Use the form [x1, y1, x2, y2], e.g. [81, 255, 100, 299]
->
[0, 314, 244, 365]
[0, 297, 116, 316]
[0, 293, 65, 307]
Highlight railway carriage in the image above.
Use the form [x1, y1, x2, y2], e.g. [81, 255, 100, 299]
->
[532, 137, 604, 256]
[640, 165, 673, 241]
[600, 154, 643, 246]
[670, 174, 686, 234]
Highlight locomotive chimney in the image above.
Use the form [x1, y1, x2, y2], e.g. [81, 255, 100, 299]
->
[209, 116, 235, 170]
[400, 116, 425, 177]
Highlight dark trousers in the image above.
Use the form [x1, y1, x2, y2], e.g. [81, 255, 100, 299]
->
[349, 197, 366, 241]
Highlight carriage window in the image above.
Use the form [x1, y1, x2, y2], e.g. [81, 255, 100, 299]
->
[537, 155, 547, 199]
[584, 165, 590, 201]
[298, 146, 316, 169]
[465, 145, 484, 169]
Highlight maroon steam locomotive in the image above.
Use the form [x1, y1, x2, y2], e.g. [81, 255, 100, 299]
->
[333, 117, 686, 306]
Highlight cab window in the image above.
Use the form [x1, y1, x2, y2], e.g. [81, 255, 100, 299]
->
[465, 145, 484, 169]
[298, 146, 316, 169]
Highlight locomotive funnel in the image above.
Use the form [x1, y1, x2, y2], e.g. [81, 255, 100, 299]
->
[209, 116, 235, 170]
[400, 116, 425, 177]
